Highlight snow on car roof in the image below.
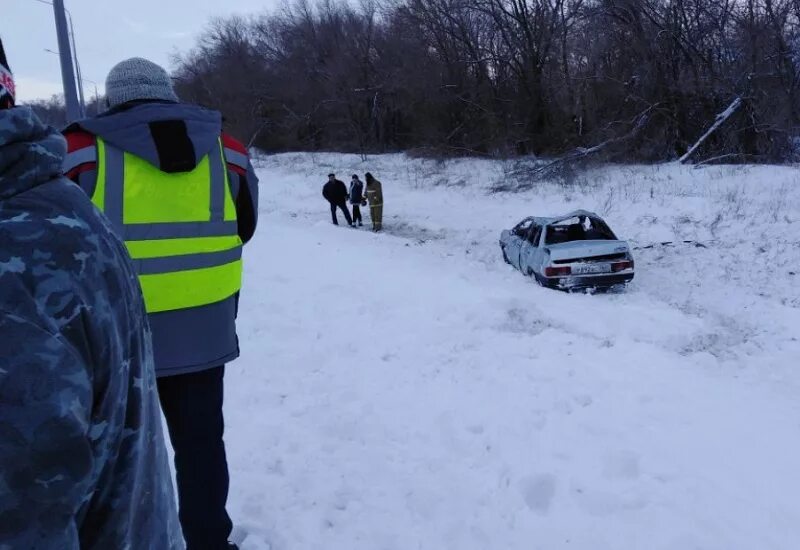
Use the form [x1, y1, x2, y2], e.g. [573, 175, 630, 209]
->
[521, 210, 603, 226]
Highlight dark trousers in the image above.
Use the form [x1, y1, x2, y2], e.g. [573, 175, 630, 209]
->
[330, 201, 353, 225]
[158, 366, 232, 550]
[352, 204, 363, 224]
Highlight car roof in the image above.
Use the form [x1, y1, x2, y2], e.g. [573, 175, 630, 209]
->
[518, 209, 602, 226]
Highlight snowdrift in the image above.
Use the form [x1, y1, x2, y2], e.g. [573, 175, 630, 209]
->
[225, 154, 800, 550]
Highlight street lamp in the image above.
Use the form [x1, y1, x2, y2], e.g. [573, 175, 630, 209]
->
[82, 78, 100, 115]
[34, 0, 84, 120]
[44, 49, 100, 115]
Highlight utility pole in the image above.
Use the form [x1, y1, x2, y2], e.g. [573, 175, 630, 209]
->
[52, 0, 83, 121]
[67, 14, 86, 112]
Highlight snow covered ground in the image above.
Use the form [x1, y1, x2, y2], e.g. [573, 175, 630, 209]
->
[225, 153, 800, 550]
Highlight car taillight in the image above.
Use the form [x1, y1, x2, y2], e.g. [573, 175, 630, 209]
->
[544, 266, 571, 277]
[612, 260, 633, 272]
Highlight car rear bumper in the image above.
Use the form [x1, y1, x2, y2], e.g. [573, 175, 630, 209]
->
[543, 271, 634, 289]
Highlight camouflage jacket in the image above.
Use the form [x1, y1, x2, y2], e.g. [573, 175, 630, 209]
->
[365, 179, 383, 206]
[0, 107, 184, 549]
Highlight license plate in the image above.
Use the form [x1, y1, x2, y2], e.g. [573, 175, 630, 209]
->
[573, 263, 611, 275]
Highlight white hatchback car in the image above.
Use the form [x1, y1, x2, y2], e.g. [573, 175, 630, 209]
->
[500, 210, 635, 290]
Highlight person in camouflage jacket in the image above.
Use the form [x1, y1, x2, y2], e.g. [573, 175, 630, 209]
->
[365, 172, 384, 232]
[0, 38, 183, 550]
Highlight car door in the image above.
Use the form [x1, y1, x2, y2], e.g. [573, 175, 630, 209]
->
[530, 223, 547, 274]
[505, 220, 532, 270]
[519, 223, 542, 275]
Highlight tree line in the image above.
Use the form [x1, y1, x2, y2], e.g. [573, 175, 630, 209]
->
[30, 0, 800, 163]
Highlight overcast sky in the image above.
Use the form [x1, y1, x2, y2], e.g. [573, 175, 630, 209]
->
[3, 0, 275, 102]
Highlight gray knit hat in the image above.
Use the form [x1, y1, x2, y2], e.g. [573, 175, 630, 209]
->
[105, 57, 178, 108]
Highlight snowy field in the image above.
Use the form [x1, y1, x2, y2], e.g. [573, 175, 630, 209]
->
[224, 153, 800, 550]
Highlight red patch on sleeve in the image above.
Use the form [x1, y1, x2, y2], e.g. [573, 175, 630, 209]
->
[222, 132, 249, 175]
[222, 133, 247, 154]
[65, 130, 96, 153]
[66, 163, 96, 180]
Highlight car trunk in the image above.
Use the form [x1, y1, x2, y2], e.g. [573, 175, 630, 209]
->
[547, 240, 629, 263]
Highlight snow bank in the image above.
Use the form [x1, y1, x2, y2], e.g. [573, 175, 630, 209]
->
[227, 154, 800, 550]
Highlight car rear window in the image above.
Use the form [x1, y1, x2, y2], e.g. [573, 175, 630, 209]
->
[545, 217, 616, 244]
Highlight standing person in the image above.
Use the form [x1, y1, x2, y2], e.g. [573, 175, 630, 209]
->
[365, 172, 384, 232]
[350, 173, 365, 227]
[322, 172, 353, 226]
[63, 58, 259, 550]
[0, 40, 182, 549]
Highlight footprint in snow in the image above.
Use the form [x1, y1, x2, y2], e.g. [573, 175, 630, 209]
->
[231, 525, 273, 550]
[602, 450, 641, 481]
[521, 473, 557, 515]
[571, 481, 649, 516]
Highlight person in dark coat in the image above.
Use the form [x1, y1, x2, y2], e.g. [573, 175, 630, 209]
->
[63, 57, 258, 550]
[349, 174, 365, 227]
[322, 173, 353, 226]
[0, 39, 182, 550]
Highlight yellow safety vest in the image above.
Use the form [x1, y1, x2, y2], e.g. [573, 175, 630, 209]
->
[92, 138, 243, 313]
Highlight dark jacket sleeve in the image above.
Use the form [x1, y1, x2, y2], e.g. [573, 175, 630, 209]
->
[0, 312, 93, 549]
[235, 158, 259, 244]
[336, 180, 348, 202]
[221, 133, 259, 245]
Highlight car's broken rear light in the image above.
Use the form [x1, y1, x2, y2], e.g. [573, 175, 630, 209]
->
[612, 260, 633, 272]
[544, 266, 572, 277]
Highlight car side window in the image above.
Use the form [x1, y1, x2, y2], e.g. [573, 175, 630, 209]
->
[527, 224, 542, 246]
[513, 220, 533, 237]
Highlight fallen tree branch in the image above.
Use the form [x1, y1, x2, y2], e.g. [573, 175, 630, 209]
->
[679, 97, 743, 164]
[506, 104, 658, 184]
[247, 119, 270, 149]
[692, 152, 761, 167]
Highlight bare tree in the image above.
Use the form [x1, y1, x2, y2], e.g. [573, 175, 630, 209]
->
[170, 0, 800, 162]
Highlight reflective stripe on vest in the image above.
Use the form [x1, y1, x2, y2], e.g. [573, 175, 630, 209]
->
[93, 137, 243, 313]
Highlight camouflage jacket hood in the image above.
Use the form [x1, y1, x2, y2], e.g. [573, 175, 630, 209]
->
[0, 107, 183, 548]
[0, 106, 66, 201]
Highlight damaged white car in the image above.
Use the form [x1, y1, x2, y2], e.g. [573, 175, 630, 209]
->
[500, 210, 635, 290]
